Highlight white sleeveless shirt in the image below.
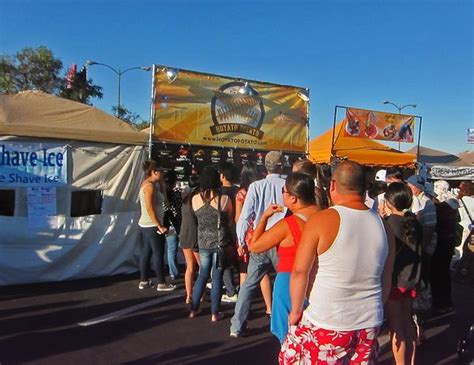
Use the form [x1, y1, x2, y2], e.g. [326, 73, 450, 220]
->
[304, 205, 388, 331]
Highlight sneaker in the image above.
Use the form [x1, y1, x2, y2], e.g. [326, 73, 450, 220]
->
[138, 280, 154, 290]
[206, 282, 212, 289]
[157, 283, 176, 292]
[230, 331, 243, 338]
[189, 309, 201, 319]
[211, 312, 225, 322]
[221, 293, 238, 303]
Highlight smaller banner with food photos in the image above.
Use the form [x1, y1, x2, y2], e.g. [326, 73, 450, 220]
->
[344, 108, 415, 143]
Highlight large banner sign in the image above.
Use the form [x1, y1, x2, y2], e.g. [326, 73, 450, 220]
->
[152, 65, 308, 152]
[344, 108, 415, 143]
[0, 142, 67, 187]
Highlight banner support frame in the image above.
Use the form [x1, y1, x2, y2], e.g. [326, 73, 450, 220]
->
[331, 105, 347, 161]
[148, 64, 157, 159]
[306, 88, 310, 157]
[416, 115, 423, 170]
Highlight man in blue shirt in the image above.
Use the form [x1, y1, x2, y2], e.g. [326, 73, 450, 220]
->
[230, 151, 287, 337]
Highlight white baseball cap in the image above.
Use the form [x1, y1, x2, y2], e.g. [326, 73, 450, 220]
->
[375, 169, 387, 182]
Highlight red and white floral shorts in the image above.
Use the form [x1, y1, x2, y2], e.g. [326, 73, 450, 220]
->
[279, 318, 379, 365]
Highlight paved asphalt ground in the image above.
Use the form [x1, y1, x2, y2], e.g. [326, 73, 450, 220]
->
[1, 273, 472, 365]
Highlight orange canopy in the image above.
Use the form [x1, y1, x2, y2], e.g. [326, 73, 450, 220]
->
[309, 120, 416, 167]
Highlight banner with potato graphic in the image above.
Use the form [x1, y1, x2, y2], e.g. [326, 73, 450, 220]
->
[152, 65, 308, 152]
[344, 108, 415, 143]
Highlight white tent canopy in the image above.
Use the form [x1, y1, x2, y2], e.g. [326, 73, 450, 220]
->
[408, 146, 474, 180]
[0, 91, 148, 285]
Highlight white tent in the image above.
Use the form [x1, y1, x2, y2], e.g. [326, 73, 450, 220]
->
[408, 146, 474, 180]
[0, 91, 149, 285]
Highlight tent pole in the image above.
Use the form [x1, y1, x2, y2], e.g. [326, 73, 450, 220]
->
[148, 65, 156, 159]
[330, 105, 339, 161]
[416, 116, 423, 171]
[306, 88, 310, 158]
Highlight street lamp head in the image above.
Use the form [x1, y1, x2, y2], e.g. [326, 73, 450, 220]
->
[141, 66, 151, 72]
[382, 100, 390, 104]
[85, 60, 98, 67]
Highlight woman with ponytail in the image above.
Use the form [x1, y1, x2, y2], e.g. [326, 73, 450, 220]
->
[138, 160, 176, 292]
[250, 172, 321, 343]
[384, 182, 423, 365]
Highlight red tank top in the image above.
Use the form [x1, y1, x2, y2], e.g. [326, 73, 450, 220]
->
[277, 215, 303, 273]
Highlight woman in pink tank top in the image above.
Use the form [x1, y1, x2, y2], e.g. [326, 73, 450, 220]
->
[250, 172, 320, 343]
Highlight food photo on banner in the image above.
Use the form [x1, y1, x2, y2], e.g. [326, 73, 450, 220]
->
[344, 107, 416, 143]
[151, 143, 303, 184]
[151, 65, 309, 153]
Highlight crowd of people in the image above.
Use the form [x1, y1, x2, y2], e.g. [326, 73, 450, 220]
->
[136, 152, 474, 364]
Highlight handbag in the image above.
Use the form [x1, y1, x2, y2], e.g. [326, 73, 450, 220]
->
[454, 222, 465, 247]
[216, 194, 236, 270]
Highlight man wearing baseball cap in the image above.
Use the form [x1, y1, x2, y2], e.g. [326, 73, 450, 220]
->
[230, 151, 287, 337]
[375, 168, 404, 216]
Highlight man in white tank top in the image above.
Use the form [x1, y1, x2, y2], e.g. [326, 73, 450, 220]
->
[279, 161, 395, 365]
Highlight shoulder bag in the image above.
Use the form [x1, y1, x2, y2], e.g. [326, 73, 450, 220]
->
[216, 194, 236, 270]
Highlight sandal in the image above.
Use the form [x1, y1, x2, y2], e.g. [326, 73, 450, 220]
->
[211, 312, 225, 322]
[186, 296, 192, 304]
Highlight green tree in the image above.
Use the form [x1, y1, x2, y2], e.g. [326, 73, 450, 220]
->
[0, 46, 63, 94]
[0, 46, 102, 105]
[112, 105, 149, 130]
[0, 55, 17, 93]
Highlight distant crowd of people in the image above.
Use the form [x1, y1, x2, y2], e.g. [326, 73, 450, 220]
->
[136, 152, 474, 364]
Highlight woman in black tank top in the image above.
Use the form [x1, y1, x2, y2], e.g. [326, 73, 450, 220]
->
[384, 182, 423, 365]
[189, 166, 233, 322]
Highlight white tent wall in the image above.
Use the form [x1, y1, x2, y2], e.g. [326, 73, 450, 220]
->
[0, 136, 147, 285]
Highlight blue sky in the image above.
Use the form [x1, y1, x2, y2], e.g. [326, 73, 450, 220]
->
[1, 0, 472, 154]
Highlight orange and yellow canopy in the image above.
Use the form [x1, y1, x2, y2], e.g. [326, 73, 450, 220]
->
[309, 121, 416, 167]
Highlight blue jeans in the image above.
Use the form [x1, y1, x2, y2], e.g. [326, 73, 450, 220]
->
[191, 248, 224, 314]
[166, 234, 180, 278]
[223, 267, 237, 296]
[139, 226, 166, 284]
[230, 247, 278, 334]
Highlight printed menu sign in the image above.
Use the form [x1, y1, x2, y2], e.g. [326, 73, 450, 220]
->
[27, 187, 57, 229]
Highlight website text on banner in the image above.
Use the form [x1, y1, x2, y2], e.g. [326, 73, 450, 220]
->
[0, 142, 67, 187]
[152, 65, 308, 152]
[344, 108, 415, 143]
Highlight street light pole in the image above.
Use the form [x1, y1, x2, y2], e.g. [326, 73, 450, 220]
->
[85, 61, 151, 116]
[382, 100, 417, 151]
